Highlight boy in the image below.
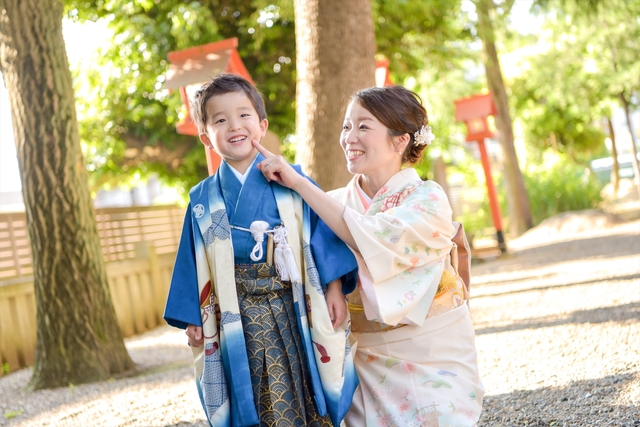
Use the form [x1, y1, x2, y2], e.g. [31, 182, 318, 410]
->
[164, 74, 358, 427]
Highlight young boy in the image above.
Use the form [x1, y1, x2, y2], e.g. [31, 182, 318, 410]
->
[164, 74, 358, 427]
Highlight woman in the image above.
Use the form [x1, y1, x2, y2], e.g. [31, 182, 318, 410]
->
[253, 85, 484, 426]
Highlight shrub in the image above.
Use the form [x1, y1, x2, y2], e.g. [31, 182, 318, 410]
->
[522, 150, 604, 226]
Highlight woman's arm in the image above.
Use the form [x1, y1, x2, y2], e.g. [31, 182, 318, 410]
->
[252, 140, 360, 250]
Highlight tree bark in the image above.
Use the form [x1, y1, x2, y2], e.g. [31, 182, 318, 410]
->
[0, 0, 133, 389]
[294, 0, 376, 190]
[619, 92, 640, 200]
[607, 116, 619, 193]
[475, 0, 532, 236]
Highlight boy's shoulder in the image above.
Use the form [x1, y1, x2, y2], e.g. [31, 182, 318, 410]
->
[189, 175, 216, 202]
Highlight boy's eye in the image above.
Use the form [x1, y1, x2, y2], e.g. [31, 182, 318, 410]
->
[241, 113, 250, 118]
[214, 118, 225, 124]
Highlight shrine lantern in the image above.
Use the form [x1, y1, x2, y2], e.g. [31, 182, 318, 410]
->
[454, 93, 506, 253]
[164, 37, 279, 175]
[375, 58, 394, 87]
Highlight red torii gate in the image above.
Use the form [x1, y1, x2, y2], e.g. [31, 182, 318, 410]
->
[454, 93, 506, 253]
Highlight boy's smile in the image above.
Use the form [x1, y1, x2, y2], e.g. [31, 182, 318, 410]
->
[199, 91, 268, 174]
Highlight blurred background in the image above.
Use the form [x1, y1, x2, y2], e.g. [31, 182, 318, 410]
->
[1, 0, 639, 245]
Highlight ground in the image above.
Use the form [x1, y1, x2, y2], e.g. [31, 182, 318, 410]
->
[1, 210, 639, 427]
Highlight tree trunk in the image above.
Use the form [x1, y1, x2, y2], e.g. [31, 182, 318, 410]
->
[619, 93, 640, 200]
[607, 116, 620, 193]
[0, 0, 134, 389]
[294, 0, 377, 190]
[475, 0, 532, 236]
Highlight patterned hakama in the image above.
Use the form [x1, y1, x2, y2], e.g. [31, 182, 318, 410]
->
[235, 263, 332, 427]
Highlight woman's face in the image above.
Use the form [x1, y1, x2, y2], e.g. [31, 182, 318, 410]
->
[340, 101, 403, 177]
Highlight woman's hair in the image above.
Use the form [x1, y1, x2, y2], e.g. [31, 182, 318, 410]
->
[190, 73, 267, 134]
[351, 85, 429, 164]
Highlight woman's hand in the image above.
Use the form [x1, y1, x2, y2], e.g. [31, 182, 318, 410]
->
[253, 139, 358, 251]
[186, 324, 204, 348]
[325, 279, 347, 329]
[252, 139, 304, 190]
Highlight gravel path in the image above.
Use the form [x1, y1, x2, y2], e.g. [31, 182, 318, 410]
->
[1, 211, 639, 427]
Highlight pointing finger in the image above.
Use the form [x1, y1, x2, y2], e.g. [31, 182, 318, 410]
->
[251, 139, 275, 158]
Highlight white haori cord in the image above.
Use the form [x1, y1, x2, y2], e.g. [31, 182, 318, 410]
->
[231, 221, 302, 283]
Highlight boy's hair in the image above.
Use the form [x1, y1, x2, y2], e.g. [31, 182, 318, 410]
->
[190, 73, 267, 134]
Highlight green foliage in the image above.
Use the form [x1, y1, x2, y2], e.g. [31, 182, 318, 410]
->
[1, 363, 9, 374]
[373, 0, 472, 81]
[444, 148, 604, 238]
[523, 149, 603, 226]
[60, 0, 634, 221]
[63, 0, 479, 195]
[528, 0, 640, 109]
[3, 410, 23, 419]
[508, 5, 633, 163]
[65, 0, 296, 193]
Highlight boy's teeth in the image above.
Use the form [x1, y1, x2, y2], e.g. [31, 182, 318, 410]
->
[230, 136, 246, 143]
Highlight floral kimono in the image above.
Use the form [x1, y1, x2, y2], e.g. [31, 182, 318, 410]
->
[329, 168, 484, 427]
[165, 156, 359, 427]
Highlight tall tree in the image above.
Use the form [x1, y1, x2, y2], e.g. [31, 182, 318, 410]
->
[475, 0, 532, 236]
[532, 0, 640, 198]
[607, 117, 620, 192]
[294, 0, 376, 190]
[0, 0, 133, 388]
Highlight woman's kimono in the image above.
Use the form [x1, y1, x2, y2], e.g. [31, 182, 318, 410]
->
[329, 168, 484, 427]
[164, 156, 359, 427]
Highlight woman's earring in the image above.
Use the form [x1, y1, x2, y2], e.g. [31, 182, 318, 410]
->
[397, 151, 402, 155]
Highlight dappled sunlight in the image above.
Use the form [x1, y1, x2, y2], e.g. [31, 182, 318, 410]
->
[479, 373, 640, 425]
[123, 326, 194, 375]
[476, 318, 640, 396]
[506, 215, 639, 251]
[0, 325, 205, 427]
[472, 254, 640, 292]
[471, 215, 640, 424]
[2, 359, 204, 427]
[8, 374, 204, 427]
[124, 325, 188, 350]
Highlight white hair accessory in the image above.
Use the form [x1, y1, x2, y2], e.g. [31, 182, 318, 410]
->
[414, 125, 435, 146]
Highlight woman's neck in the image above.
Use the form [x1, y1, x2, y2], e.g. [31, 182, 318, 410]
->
[359, 168, 401, 198]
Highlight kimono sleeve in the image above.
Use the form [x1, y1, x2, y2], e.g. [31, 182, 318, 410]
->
[310, 212, 358, 294]
[163, 205, 203, 330]
[343, 181, 455, 284]
[291, 165, 358, 294]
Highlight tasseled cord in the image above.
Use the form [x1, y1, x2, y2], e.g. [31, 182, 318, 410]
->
[272, 226, 302, 283]
[233, 221, 302, 283]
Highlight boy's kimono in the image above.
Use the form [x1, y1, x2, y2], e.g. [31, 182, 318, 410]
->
[164, 155, 358, 427]
[329, 168, 484, 427]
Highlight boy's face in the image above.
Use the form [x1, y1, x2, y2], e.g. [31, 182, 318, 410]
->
[199, 91, 268, 174]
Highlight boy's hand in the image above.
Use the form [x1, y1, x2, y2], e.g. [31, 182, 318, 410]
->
[325, 280, 347, 329]
[252, 139, 304, 191]
[186, 324, 204, 348]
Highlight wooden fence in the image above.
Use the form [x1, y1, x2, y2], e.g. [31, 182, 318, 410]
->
[0, 205, 185, 281]
[0, 244, 177, 375]
[0, 205, 185, 375]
